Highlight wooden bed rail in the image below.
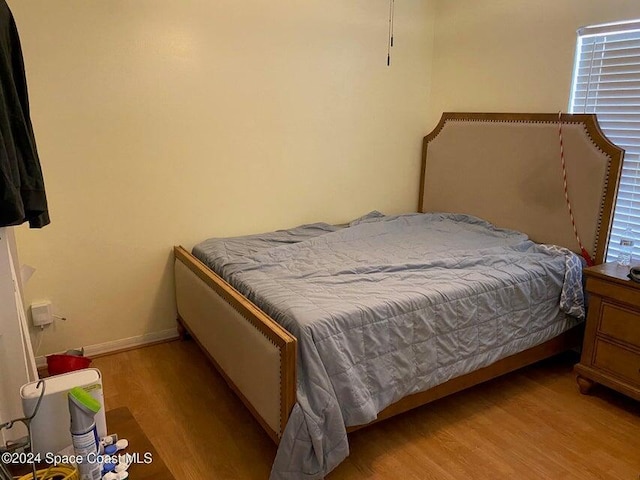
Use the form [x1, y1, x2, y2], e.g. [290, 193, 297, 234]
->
[174, 246, 297, 442]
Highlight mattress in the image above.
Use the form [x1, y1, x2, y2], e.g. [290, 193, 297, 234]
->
[192, 212, 585, 479]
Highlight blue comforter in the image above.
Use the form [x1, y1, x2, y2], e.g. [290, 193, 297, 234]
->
[193, 212, 584, 479]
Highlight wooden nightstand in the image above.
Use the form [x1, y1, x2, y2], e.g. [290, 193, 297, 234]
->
[575, 262, 640, 401]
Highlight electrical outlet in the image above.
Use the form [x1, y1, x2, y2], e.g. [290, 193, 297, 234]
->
[31, 301, 53, 327]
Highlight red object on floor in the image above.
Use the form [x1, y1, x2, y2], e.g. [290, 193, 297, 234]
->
[46, 354, 92, 375]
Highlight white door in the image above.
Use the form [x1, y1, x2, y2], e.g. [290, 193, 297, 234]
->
[0, 227, 37, 443]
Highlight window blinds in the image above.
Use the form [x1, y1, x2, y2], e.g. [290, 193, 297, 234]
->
[569, 20, 640, 263]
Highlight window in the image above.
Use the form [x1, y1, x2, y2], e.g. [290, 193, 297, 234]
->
[569, 20, 640, 262]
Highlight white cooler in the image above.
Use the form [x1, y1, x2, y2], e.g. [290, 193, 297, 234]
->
[20, 368, 107, 456]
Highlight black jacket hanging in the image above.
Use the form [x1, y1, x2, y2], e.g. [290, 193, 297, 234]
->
[0, 0, 49, 228]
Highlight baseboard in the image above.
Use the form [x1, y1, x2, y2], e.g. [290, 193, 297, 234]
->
[36, 328, 179, 369]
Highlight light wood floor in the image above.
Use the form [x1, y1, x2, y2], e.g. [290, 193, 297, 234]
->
[93, 340, 640, 479]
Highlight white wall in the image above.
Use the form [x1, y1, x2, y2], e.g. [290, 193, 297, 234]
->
[9, 1, 435, 354]
[428, 0, 640, 127]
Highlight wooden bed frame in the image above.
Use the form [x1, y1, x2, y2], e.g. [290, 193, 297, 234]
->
[174, 112, 623, 444]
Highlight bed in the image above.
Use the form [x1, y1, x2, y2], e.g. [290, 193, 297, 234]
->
[173, 112, 623, 479]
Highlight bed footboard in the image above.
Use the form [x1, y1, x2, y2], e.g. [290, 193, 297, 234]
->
[173, 246, 296, 443]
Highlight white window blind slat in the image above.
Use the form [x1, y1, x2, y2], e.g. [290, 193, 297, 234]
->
[575, 72, 640, 83]
[574, 91, 640, 98]
[595, 129, 640, 138]
[575, 79, 640, 89]
[592, 113, 640, 122]
[575, 82, 640, 91]
[578, 102, 640, 110]
[578, 43, 640, 57]
[570, 21, 640, 262]
[576, 50, 640, 62]
[577, 65, 640, 77]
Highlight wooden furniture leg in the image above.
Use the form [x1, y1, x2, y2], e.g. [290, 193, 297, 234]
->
[576, 375, 595, 395]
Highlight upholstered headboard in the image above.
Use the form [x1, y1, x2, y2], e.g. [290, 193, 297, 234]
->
[419, 113, 624, 264]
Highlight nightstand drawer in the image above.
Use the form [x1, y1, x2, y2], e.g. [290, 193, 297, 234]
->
[594, 340, 640, 386]
[600, 303, 640, 348]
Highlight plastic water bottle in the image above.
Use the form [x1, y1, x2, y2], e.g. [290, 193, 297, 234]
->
[617, 227, 634, 266]
[68, 387, 102, 480]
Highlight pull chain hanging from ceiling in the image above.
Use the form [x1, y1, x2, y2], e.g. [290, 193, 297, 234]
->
[387, 0, 395, 66]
